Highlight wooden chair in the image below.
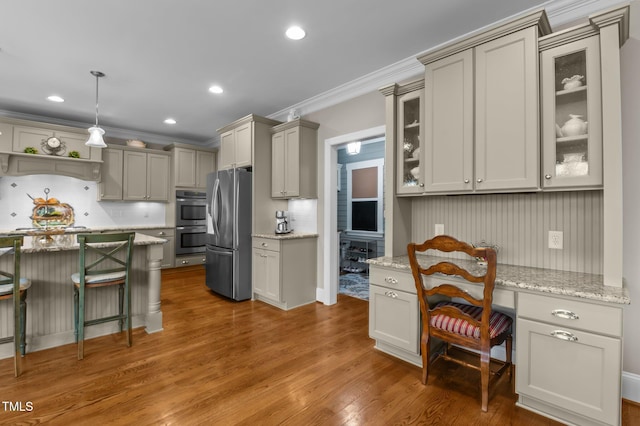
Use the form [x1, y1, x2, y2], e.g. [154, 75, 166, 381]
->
[0, 236, 31, 376]
[407, 235, 512, 412]
[72, 232, 134, 360]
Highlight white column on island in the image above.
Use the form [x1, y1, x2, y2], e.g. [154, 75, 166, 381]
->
[145, 244, 164, 333]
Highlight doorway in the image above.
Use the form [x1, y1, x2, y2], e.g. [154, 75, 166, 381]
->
[321, 125, 385, 305]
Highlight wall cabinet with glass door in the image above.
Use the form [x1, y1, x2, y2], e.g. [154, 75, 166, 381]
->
[395, 81, 424, 195]
[540, 34, 602, 189]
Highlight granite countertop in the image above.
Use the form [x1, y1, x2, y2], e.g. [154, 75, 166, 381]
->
[16, 232, 165, 254]
[368, 254, 631, 305]
[252, 232, 318, 240]
[2, 224, 172, 235]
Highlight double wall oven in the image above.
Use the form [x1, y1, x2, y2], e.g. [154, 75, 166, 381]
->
[175, 190, 207, 255]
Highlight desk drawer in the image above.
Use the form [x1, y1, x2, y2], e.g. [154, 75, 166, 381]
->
[252, 237, 281, 252]
[518, 292, 622, 337]
[369, 266, 416, 294]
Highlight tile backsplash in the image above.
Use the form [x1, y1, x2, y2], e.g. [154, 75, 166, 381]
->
[288, 199, 317, 233]
[0, 174, 166, 230]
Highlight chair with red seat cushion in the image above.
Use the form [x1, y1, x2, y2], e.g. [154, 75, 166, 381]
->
[407, 235, 512, 412]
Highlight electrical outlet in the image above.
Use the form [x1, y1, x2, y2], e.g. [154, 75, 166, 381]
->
[549, 231, 563, 250]
[435, 224, 444, 236]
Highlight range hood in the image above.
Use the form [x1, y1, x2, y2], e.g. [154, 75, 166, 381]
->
[0, 118, 103, 181]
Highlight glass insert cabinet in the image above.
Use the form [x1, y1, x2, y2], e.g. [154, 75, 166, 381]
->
[541, 35, 602, 189]
[396, 87, 424, 195]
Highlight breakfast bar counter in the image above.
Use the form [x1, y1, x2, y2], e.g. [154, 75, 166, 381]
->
[0, 232, 165, 359]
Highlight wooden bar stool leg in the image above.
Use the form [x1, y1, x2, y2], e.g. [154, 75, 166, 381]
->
[118, 283, 124, 332]
[73, 287, 79, 342]
[77, 286, 85, 360]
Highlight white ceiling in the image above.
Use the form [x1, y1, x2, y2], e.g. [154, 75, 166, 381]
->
[0, 0, 621, 146]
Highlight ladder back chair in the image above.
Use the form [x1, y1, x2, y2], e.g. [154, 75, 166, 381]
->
[407, 235, 513, 412]
[0, 236, 31, 376]
[72, 232, 134, 360]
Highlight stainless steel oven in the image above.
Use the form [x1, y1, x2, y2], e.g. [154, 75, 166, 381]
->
[176, 190, 207, 255]
[176, 190, 206, 227]
[176, 225, 207, 255]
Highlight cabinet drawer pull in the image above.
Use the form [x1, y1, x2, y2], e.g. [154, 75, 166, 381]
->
[545, 174, 552, 180]
[551, 309, 579, 320]
[384, 291, 398, 298]
[550, 330, 578, 342]
[261, 242, 268, 247]
[464, 179, 470, 183]
[158, 232, 165, 236]
[384, 277, 398, 284]
[260, 254, 268, 258]
[477, 178, 483, 183]
[181, 260, 189, 264]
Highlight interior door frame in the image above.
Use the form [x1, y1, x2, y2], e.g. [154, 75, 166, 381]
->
[321, 125, 385, 305]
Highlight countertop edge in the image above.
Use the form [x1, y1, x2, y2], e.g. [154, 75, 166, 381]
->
[368, 255, 631, 305]
[252, 233, 318, 240]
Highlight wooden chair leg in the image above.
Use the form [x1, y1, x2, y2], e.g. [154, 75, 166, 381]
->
[480, 350, 490, 412]
[506, 335, 513, 381]
[125, 282, 132, 347]
[421, 329, 430, 384]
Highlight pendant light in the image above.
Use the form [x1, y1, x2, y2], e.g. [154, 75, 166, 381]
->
[86, 70, 107, 148]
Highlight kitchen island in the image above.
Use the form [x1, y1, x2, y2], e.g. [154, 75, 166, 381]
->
[0, 232, 165, 359]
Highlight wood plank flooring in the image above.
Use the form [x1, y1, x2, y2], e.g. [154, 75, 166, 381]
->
[0, 266, 638, 425]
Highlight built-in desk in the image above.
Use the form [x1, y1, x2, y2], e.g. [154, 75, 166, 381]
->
[368, 255, 630, 426]
[0, 232, 165, 359]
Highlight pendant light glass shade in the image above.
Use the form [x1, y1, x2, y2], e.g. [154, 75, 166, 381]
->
[86, 70, 107, 148]
[86, 126, 107, 148]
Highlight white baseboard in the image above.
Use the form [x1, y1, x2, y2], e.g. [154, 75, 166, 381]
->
[623, 371, 640, 403]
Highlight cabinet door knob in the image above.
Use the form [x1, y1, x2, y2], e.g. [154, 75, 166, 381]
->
[545, 174, 552, 180]
[550, 330, 578, 342]
[464, 179, 470, 184]
[158, 232, 165, 236]
[419, 183, 424, 187]
[477, 178, 483, 183]
[261, 242, 268, 247]
[384, 291, 398, 298]
[384, 277, 398, 284]
[551, 309, 579, 320]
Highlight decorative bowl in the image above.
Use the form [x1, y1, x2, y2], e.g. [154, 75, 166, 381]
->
[126, 139, 146, 148]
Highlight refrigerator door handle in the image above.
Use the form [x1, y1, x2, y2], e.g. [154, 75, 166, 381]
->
[211, 177, 220, 236]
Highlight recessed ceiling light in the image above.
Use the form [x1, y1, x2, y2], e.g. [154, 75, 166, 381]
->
[209, 85, 223, 94]
[286, 26, 306, 40]
[164, 118, 177, 125]
[47, 95, 64, 103]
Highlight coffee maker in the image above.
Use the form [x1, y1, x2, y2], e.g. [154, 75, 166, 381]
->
[275, 210, 292, 234]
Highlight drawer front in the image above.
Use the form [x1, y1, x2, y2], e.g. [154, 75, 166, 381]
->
[369, 266, 416, 294]
[140, 228, 175, 238]
[518, 292, 622, 337]
[369, 284, 419, 353]
[252, 237, 281, 252]
[422, 275, 516, 309]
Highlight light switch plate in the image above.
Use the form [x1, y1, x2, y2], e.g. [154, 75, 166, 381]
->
[549, 231, 563, 249]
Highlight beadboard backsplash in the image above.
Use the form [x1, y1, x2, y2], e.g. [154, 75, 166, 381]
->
[0, 174, 166, 229]
[411, 191, 603, 274]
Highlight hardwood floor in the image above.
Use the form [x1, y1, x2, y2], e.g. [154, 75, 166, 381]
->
[0, 266, 638, 425]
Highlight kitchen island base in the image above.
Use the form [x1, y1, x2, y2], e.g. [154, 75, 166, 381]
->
[0, 234, 164, 359]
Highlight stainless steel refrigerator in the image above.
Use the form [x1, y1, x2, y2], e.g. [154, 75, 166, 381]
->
[205, 168, 252, 301]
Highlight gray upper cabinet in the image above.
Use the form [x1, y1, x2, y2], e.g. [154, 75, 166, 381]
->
[540, 35, 602, 190]
[167, 144, 217, 189]
[270, 119, 319, 199]
[99, 148, 123, 200]
[421, 26, 540, 194]
[99, 147, 170, 202]
[219, 121, 252, 170]
[395, 85, 425, 195]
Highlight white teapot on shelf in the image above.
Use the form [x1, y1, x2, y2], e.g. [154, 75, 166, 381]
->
[561, 114, 588, 137]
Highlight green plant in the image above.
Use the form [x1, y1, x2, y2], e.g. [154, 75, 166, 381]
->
[24, 147, 38, 154]
[68, 151, 80, 158]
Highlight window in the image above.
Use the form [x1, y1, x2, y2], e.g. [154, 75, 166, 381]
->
[346, 159, 384, 235]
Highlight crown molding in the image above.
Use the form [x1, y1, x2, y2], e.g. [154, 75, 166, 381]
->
[0, 109, 210, 148]
[268, 0, 627, 122]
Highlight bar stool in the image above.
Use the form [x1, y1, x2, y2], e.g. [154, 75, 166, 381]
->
[0, 236, 31, 377]
[72, 232, 134, 360]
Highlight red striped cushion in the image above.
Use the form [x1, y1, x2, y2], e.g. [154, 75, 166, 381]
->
[430, 301, 512, 339]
